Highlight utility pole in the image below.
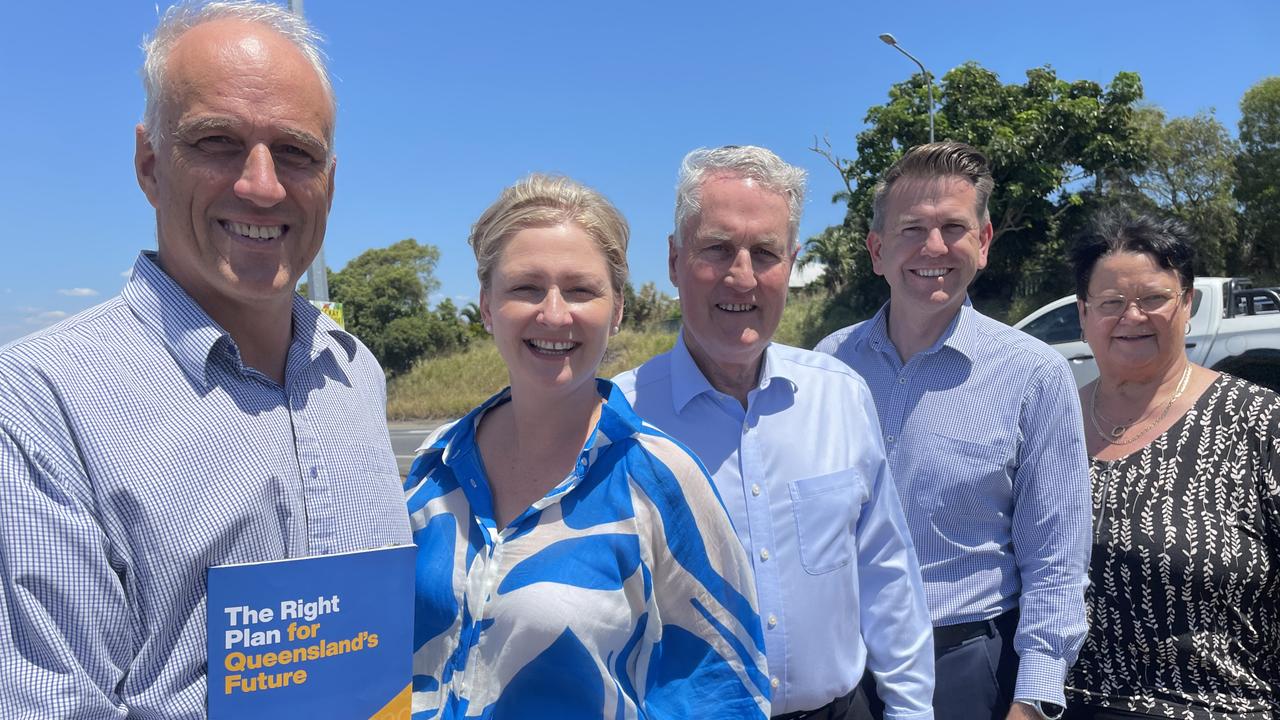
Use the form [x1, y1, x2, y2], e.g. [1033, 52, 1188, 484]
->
[291, 0, 330, 302]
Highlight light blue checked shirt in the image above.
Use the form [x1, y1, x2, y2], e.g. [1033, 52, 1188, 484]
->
[0, 251, 411, 719]
[405, 379, 770, 720]
[615, 336, 935, 719]
[815, 300, 1090, 707]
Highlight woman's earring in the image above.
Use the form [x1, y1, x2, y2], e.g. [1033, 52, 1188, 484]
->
[483, 322, 492, 333]
[1080, 331, 1088, 344]
[611, 325, 620, 335]
[1185, 321, 1191, 335]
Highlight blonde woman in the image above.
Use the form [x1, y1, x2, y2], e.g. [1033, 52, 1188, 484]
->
[404, 175, 769, 719]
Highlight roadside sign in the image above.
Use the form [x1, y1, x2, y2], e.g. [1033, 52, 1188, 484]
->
[312, 301, 345, 329]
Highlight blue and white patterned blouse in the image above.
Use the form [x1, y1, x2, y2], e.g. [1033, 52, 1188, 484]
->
[404, 379, 769, 719]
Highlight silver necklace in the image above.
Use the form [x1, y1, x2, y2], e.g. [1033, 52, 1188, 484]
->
[1089, 363, 1192, 445]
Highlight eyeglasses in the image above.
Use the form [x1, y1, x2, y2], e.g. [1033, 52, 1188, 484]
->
[1085, 289, 1184, 317]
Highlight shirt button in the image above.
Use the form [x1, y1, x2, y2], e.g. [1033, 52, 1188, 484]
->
[767, 614, 777, 628]
[770, 677, 780, 690]
[760, 548, 770, 561]
[309, 466, 318, 479]
[898, 376, 906, 384]
[751, 484, 761, 497]
[470, 478, 478, 487]
[886, 435, 895, 444]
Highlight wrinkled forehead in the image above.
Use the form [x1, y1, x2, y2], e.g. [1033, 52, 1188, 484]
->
[687, 174, 792, 241]
[163, 19, 334, 134]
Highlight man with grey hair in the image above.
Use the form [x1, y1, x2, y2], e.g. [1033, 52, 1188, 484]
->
[616, 145, 935, 720]
[815, 142, 1090, 720]
[0, 2, 409, 716]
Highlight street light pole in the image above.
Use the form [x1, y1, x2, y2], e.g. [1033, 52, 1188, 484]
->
[878, 33, 934, 143]
[291, 0, 330, 302]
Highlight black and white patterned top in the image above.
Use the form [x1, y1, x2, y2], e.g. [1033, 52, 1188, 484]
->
[1066, 374, 1280, 719]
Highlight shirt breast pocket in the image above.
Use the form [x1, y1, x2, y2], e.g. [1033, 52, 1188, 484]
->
[925, 433, 1012, 519]
[789, 469, 864, 576]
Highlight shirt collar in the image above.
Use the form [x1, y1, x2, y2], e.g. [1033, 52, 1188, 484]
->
[433, 378, 646, 527]
[122, 251, 231, 390]
[121, 251, 359, 390]
[863, 296, 980, 361]
[668, 330, 797, 413]
[437, 378, 642, 467]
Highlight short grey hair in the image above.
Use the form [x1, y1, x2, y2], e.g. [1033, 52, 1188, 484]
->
[673, 145, 807, 247]
[870, 141, 993, 233]
[140, 0, 336, 150]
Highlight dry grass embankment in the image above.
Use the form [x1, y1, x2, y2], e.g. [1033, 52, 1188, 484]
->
[386, 329, 678, 420]
[385, 291, 829, 420]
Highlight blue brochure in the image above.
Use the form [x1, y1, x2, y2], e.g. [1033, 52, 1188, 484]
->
[206, 544, 415, 719]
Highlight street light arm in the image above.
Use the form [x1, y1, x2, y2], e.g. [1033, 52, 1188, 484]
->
[888, 43, 927, 82]
[880, 36, 936, 143]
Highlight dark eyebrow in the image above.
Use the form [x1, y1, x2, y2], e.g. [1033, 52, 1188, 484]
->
[278, 127, 330, 156]
[173, 117, 238, 139]
[173, 117, 330, 158]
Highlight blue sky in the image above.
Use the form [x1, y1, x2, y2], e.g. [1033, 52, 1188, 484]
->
[2, 0, 1276, 345]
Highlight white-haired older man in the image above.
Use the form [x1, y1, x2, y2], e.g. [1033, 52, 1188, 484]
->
[615, 145, 935, 720]
[0, 2, 409, 716]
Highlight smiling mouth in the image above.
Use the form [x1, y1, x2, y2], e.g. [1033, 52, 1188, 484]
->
[526, 339, 579, 355]
[221, 220, 285, 241]
[911, 268, 950, 278]
[717, 303, 756, 312]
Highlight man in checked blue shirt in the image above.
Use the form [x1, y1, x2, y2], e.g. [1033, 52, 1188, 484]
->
[0, 3, 410, 717]
[616, 145, 935, 720]
[815, 143, 1091, 720]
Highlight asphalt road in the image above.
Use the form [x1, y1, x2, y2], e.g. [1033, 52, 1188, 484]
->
[389, 420, 448, 477]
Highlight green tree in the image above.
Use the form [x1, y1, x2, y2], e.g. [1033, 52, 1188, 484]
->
[809, 63, 1149, 324]
[460, 301, 489, 339]
[312, 238, 461, 375]
[1130, 108, 1239, 275]
[621, 281, 680, 330]
[800, 222, 863, 295]
[427, 299, 472, 356]
[329, 238, 440, 338]
[1236, 77, 1280, 279]
[376, 299, 473, 376]
[379, 315, 435, 377]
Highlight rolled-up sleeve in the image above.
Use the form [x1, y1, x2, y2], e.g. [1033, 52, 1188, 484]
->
[1009, 360, 1092, 706]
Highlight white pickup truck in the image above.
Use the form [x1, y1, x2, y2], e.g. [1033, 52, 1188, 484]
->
[1014, 277, 1280, 391]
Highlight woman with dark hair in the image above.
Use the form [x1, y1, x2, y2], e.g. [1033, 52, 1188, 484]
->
[1063, 208, 1280, 719]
